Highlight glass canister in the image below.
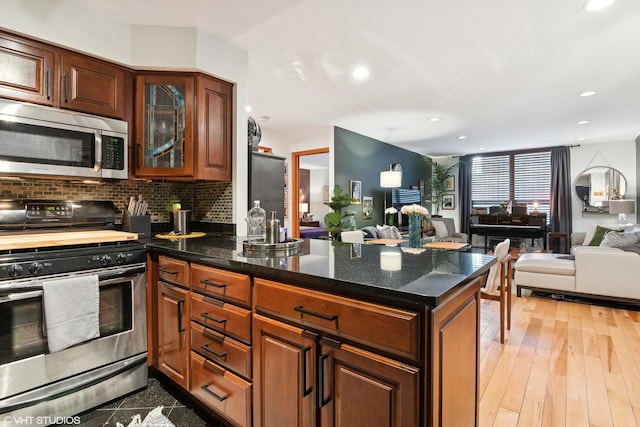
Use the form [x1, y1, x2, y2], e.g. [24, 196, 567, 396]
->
[247, 200, 266, 242]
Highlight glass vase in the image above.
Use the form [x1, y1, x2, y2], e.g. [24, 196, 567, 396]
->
[408, 214, 422, 248]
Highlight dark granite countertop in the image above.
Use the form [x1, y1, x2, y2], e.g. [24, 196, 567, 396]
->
[146, 235, 496, 308]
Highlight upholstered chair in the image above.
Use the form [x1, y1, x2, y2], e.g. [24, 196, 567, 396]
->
[430, 217, 468, 243]
[481, 238, 512, 344]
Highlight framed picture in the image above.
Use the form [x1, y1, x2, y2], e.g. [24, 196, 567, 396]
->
[350, 180, 362, 204]
[323, 185, 330, 202]
[442, 194, 455, 210]
[445, 175, 455, 192]
[362, 196, 373, 219]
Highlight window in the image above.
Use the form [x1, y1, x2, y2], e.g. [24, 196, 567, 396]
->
[471, 150, 551, 220]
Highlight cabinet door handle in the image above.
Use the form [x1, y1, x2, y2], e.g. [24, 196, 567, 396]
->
[177, 299, 186, 332]
[136, 143, 141, 169]
[63, 71, 69, 103]
[318, 352, 331, 407]
[201, 278, 227, 289]
[45, 68, 51, 100]
[201, 383, 228, 402]
[159, 267, 179, 275]
[294, 305, 338, 322]
[301, 346, 312, 397]
[201, 312, 227, 324]
[200, 344, 227, 360]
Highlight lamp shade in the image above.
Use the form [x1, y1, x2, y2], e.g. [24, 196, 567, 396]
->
[299, 203, 309, 213]
[380, 170, 402, 188]
[609, 199, 635, 215]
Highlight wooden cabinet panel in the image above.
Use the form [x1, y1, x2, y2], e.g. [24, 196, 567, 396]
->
[191, 292, 252, 344]
[191, 264, 251, 307]
[253, 314, 317, 427]
[157, 281, 190, 388]
[196, 75, 232, 181]
[158, 255, 190, 287]
[191, 351, 252, 427]
[191, 320, 252, 380]
[59, 52, 125, 118]
[319, 341, 419, 427]
[430, 276, 483, 427]
[0, 32, 56, 106]
[254, 278, 419, 360]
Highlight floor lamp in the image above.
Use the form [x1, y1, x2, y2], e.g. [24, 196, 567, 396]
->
[380, 163, 402, 220]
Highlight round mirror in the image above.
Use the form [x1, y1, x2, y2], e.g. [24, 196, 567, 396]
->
[574, 166, 627, 211]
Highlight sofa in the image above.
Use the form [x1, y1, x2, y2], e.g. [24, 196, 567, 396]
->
[514, 225, 640, 301]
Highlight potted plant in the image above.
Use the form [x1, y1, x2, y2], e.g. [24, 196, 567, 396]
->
[323, 185, 357, 240]
[426, 161, 458, 216]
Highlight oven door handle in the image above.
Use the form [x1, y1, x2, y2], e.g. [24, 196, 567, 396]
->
[0, 290, 43, 303]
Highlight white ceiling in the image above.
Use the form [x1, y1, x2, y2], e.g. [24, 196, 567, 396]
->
[78, 0, 640, 157]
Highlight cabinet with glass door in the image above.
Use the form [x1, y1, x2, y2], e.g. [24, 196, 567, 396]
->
[134, 72, 232, 181]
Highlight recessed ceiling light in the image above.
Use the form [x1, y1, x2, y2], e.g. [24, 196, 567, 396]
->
[577, 120, 590, 125]
[246, 106, 252, 113]
[579, 91, 596, 97]
[258, 116, 270, 122]
[458, 135, 468, 140]
[575, 137, 586, 141]
[429, 117, 440, 122]
[352, 67, 369, 79]
[583, 0, 615, 11]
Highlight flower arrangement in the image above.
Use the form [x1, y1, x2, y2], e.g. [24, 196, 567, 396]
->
[384, 207, 398, 215]
[400, 204, 429, 216]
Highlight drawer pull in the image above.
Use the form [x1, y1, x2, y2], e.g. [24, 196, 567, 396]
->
[302, 346, 312, 397]
[201, 344, 228, 360]
[318, 353, 332, 407]
[294, 305, 338, 322]
[201, 383, 228, 402]
[201, 312, 227, 324]
[159, 267, 179, 275]
[177, 299, 186, 332]
[201, 279, 227, 289]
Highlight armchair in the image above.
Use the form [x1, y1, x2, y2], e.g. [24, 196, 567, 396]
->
[430, 217, 468, 243]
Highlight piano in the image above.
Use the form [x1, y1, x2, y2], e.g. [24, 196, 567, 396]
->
[469, 213, 548, 252]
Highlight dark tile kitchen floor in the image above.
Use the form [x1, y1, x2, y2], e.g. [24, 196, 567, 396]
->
[65, 376, 225, 427]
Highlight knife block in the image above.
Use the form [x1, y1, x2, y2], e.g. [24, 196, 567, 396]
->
[123, 212, 151, 239]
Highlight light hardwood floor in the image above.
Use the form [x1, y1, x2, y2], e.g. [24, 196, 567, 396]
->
[479, 292, 640, 427]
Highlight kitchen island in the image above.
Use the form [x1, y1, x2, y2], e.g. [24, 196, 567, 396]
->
[146, 236, 495, 427]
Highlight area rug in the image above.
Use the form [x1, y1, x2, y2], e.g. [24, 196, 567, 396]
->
[116, 406, 175, 427]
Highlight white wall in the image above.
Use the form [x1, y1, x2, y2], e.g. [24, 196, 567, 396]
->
[1, 2, 250, 234]
[570, 140, 637, 233]
[259, 124, 334, 230]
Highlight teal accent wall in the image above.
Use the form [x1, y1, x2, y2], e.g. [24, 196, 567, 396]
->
[334, 127, 430, 228]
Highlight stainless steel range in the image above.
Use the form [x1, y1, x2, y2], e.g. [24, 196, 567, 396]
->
[0, 200, 147, 426]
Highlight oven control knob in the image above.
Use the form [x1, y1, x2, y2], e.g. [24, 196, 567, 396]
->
[8, 264, 23, 277]
[100, 255, 113, 266]
[115, 253, 127, 264]
[29, 262, 44, 274]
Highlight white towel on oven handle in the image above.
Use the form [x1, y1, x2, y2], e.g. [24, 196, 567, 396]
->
[42, 274, 100, 353]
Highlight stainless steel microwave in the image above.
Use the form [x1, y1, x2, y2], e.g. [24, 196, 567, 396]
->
[0, 98, 128, 180]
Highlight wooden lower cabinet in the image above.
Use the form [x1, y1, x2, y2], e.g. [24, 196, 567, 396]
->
[157, 281, 190, 388]
[253, 314, 419, 427]
[191, 351, 252, 427]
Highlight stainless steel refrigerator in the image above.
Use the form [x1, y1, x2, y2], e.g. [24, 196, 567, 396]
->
[248, 152, 286, 223]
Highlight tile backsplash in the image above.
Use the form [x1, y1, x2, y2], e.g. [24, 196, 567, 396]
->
[0, 178, 233, 224]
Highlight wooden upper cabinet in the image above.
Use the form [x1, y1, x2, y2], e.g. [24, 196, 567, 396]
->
[134, 72, 233, 181]
[0, 32, 57, 106]
[0, 31, 129, 119]
[59, 52, 126, 119]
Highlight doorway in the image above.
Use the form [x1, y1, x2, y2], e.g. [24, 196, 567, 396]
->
[291, 148, 329, 238]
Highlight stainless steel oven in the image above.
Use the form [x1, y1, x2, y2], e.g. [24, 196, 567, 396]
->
[0, 200, 147, 426]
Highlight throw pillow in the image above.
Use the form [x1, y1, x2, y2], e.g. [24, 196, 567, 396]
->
[588, 225, 620, 246]
[600, 230, 640, 248]
[583, 224, 622, 246]
[376, 224, 401, 239]
[432, 221, 449, 240]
